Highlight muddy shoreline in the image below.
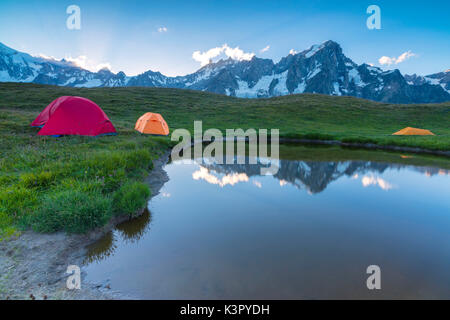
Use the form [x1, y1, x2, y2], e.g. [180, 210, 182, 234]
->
[0, 151, 171, 300]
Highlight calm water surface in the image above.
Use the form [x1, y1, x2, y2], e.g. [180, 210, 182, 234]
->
[84, 145, 450, 299]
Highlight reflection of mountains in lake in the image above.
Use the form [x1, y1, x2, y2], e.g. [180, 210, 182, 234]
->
[199, 159, 446, 194]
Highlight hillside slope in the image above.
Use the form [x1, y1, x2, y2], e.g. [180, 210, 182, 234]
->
[1, 83, 449, 151]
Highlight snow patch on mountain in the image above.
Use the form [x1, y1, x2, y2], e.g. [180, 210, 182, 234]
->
[332, 82, 341, 96]
[304, 43, 325, 58]
[273, 70, 289, 95]
[307, 63, 322, 79]
[349, 68, 364, 87]
[294, 80, 306, 94]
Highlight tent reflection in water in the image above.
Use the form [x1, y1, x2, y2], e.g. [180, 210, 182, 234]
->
[135, 112, 169, 136]
[392, 127, 435, 136]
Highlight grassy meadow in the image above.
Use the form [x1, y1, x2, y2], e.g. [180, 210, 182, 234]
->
[0, 83, 449, 238]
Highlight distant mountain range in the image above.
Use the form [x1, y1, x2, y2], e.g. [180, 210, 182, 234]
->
[1, 40, 449, 104]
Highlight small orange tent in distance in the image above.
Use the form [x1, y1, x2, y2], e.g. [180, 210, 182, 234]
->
[135, 112, 169, 136]
[392, 127, 435, 136]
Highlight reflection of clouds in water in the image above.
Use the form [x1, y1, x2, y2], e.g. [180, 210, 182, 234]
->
[199, 158, 449, 194]
[361, 175, 394, 191]
[84, 209, 152, 264]
[253, 180, 262, 188]
[192, 166, 249, 187]
[422, 168, 449, 178]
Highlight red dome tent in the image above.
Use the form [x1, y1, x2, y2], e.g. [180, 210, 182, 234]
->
[31, 96, 116, 136]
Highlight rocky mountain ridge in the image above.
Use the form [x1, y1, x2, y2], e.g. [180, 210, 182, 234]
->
[1, 41, 449, 104]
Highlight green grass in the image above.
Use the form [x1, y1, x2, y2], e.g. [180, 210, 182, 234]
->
[0, 82, 449, 238]
[113, 181, 151, 217]
[30, 190, 112, 234]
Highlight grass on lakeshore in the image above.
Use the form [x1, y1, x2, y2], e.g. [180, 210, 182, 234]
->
[0, 92, 172, 238]
[0, 83, 449, 238]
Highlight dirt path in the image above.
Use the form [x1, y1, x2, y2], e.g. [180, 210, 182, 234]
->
[0, 151, 170, 300]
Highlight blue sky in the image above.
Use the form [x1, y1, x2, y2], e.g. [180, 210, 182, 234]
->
[0, 0, 448, 76]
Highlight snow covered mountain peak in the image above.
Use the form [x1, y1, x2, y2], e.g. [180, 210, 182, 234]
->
[300, 40, 338, 58]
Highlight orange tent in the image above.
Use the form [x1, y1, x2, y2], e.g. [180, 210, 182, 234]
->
[135, 112, 169, 135]
[392, 127, 435, 136]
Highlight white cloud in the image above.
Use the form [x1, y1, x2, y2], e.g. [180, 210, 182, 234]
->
[260, 45, 270, 53]
[224, 45, 254, 61]
[158, 26, 168, 33]
[192, 44, 255, 66]
[289, 49, 298, 55]
[95, 62, 112, 71]
[36, 53, 58, 61]
[396, 51, 416, 63]
[34, 52, 113, 73]
[65, 55, 88, 68]
[378, 50, 416, 65]
[65, 55, 112, 72]
[379, 56, 395, 65]
[192, 46, 224, 67]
